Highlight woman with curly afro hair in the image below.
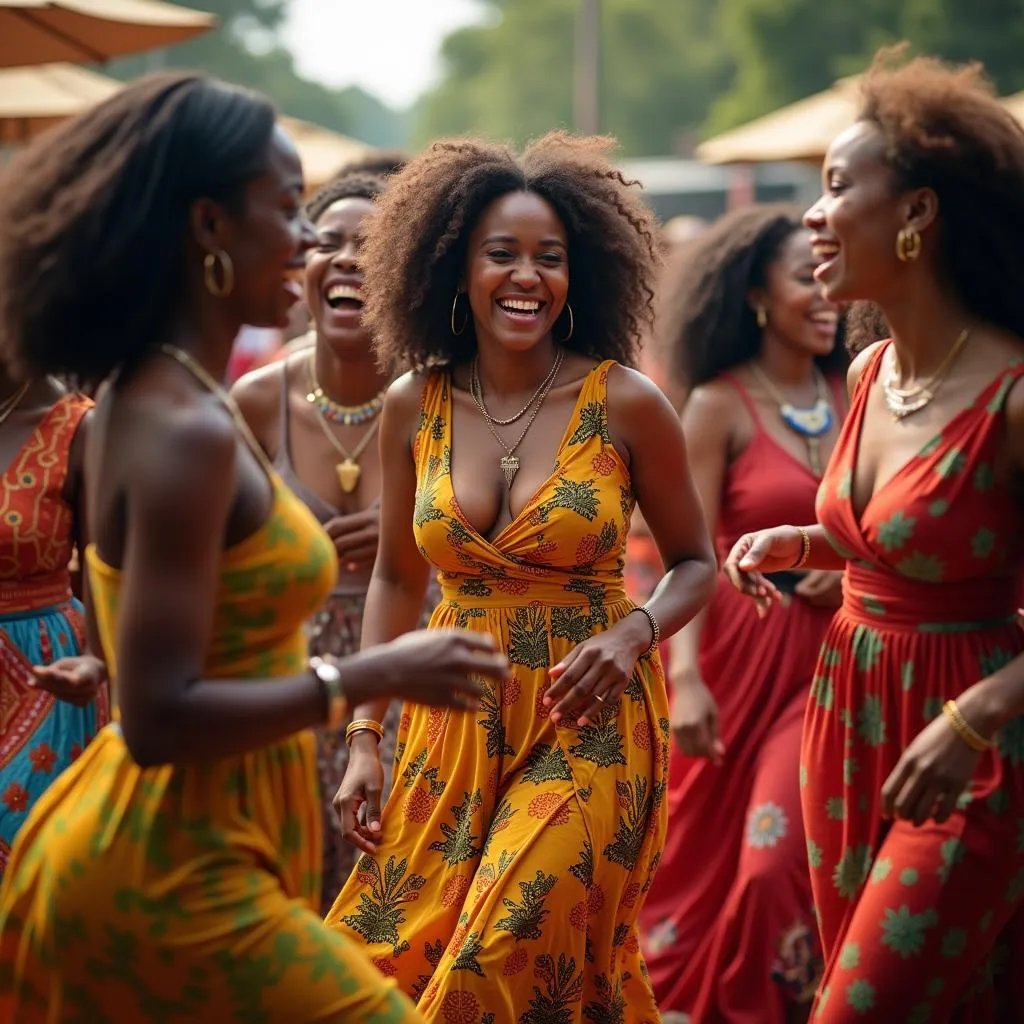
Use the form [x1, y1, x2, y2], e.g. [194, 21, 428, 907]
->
[0, 72, 512, 1023]
[638, 204, 847, 1024]
[323, 132, 717, 1020]
[726, 49, 1024, 1019]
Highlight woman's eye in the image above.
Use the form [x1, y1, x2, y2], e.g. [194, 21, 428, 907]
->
[488, 249, 513, 260]
[539, 253, 563, 264]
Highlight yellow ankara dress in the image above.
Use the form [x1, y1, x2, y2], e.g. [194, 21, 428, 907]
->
[0, 474, 423, 1023]
[327, 362, 669, 1023]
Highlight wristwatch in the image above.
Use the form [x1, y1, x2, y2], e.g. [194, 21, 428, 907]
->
[310, 656, 347, 730]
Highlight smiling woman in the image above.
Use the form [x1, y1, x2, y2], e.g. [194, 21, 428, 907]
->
[0, 71, 514, 1024]
[322, 132, 718, 1021]
[724, 48, 1024, 1021]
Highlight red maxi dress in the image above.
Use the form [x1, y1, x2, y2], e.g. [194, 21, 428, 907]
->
[640, 375, 839, 1022]
[807, 343, 1024, 1021]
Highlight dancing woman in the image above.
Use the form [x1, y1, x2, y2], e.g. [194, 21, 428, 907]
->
[639, 205, 846, 1024]
[324, 133, 717, 1021]
[0, 72, 508, 1023]
[0, 374, 108, 873]
[726, 51, 1024, 1020]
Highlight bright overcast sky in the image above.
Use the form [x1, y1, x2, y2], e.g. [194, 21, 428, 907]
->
[282, 0, 486, 109]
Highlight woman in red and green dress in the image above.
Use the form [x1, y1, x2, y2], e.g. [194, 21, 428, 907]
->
[726, 52, 1024, 1020]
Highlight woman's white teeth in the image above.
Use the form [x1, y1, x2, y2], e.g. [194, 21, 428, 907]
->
[809, 311, 838, 324]
[498, 298, 541, 312]
[812, 243, 840, 261]
[327, 284, 363, 306]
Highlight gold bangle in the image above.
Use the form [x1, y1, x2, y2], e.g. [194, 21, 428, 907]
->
[791, 527, 811, 569]
[345, 719, 385, 747]
[942, 699, 996, 753]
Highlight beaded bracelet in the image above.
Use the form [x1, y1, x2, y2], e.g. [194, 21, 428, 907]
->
[345, 719, 385, 747]
[634, 604, 661, 658]
[790, 526, 812, 570]
[942, 699, 996, 753]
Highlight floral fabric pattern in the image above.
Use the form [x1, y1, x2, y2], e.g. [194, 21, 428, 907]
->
[326, 362, 669, 1022]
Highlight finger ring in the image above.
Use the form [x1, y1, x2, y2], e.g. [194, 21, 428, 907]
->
[594, 693, 606, 703]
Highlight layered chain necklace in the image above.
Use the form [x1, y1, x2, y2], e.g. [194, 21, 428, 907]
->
[751, 363, 834, 476]
[305, 354, 384, 494]
[471, 349, 565, 488]
[881, 327, 971, 420]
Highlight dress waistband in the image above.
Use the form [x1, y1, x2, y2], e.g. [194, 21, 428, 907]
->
[840, 564, 1018, 633]
[0, 573, 72, 616]
[439, 576, 629, 610]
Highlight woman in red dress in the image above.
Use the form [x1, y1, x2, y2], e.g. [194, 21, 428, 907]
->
[726, 51, 1024, 1020]
[639, 205, 846, 1023]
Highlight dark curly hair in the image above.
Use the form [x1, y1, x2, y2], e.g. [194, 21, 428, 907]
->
[847, 46, 1024, 351]
[361, 132, 660, 372]
[660, 204, 847, 389]
[333, 149, 409, 180]
[0, 71, 277, 387]
[306, 172, 386, 225]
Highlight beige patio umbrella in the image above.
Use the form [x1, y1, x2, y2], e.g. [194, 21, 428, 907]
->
[0, 61, 119, 142]
[697, 76, 863, 166]
[0, 66, 371, 191]
[279, 115, 372, 192]
[0, 0, 215, 68]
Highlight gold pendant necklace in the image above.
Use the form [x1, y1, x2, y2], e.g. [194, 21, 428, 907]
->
[304, 354, 384, 493]
[470, 349, 564, 487]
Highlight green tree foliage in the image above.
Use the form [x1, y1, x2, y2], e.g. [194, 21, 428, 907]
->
[104, 0, 407, 147]
[416, 0, 731, 156]
[420, 0, 1024, 154]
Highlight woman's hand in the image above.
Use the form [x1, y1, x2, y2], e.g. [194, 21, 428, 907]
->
[881, 711, 988, 826]
[324, 506, 380, 574]
[723, 527, 804, 617]
[670, 673, 724, 763]
[794, 569, 844, 609]
[31, 654, 107, 707]
[350, 629, 509, 710]
[544, 612, 651, 726]
[335, 735, 386, 854]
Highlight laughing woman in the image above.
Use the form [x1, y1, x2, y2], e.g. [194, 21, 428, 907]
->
[640, 205, 847, 1024]
[323, 133, 717, 1022]
[726, 51, 1024, 1020]
[234, 171, 426, 912]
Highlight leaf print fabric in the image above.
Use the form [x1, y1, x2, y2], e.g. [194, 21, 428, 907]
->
[326, 363, 669, 1022]
[806, 343, 1024, 1021]
[0, 477, 421, 1022]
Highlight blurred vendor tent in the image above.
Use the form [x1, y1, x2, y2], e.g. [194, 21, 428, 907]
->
[0, 62, 371, 191]
[0, 61, 119, 142]
[696, 76, 862, 166]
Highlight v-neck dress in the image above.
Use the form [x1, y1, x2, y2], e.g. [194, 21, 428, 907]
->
[326, 361, 669, 1023]
[806, 343, 1024, 1021]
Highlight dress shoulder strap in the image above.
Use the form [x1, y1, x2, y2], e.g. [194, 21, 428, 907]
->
[719, 371, 764, 428]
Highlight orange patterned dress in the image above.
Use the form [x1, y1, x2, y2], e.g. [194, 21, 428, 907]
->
[0, 395, 107, 872]
[326, 361, 670, 1023]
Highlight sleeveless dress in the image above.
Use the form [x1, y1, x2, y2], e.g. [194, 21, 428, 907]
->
[272, 356, 406, 915]
[326, 361, 670, 1023]
[640, 374, 840, 1022]
[0, 470, 421, 1023]
[0, 395, 108, 872]
[807, 343, 1024, 1021]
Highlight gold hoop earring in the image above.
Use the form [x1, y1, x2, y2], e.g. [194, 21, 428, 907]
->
[203, 250, 234, 298]
[450, 291, 468, 336]
[756, 307, 767, 329]
[556, 303, 574, 342]
[896, 227, 922, 263]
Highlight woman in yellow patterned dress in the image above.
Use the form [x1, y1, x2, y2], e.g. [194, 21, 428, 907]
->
[325, 134, 718, 1022]
[0, 73, 510, 1023]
